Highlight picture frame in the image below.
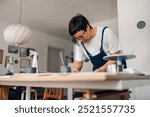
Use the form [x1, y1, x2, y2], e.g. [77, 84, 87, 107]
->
[20, 59, 30, 68]
[0, 49, 3, 64]
[8, 45, 18, 54]
[5, 56, 14, 67]
[20, 47, 27, 57]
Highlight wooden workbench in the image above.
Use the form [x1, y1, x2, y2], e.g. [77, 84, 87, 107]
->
[0, 72, 150, 100]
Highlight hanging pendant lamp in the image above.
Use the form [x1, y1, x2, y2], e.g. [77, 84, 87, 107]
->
[3, 0, 32, 46]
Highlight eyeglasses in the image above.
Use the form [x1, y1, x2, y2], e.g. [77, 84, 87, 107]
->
[77, 30, 86, 39]
[72, 30, 86, 45]
[73, 30, 86, 40]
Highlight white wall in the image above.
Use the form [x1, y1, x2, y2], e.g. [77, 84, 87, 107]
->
[117, 0, 150, 99]
[93, 18, 119, 36]
[0, 20, 73, 74]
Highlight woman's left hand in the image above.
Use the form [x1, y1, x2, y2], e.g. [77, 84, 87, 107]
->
[95, 67, 106, 72]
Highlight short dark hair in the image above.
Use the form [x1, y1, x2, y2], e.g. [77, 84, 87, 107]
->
[68, 14, 92, 36]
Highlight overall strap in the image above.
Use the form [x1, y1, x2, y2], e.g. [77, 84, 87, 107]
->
[81, 42, 92, 58]
[100, 26, 108, 50]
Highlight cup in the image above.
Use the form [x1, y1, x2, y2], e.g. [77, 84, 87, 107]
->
[117, 65, 124, 72]
[26, 67, 36, 73]
[60, 66, 71, 73]
[107, 64, 117, 73]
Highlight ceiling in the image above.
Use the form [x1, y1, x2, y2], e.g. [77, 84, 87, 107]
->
[0, 0, 117, 40]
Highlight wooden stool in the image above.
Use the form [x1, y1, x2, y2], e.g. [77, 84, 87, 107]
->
[43, 88, 64, 100]
[0, 86, 9, 100]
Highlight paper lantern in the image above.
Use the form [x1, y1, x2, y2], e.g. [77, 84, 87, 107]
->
[3, 24, 32, 46]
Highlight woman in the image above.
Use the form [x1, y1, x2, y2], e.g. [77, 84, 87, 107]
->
[68, 14, 126, 73]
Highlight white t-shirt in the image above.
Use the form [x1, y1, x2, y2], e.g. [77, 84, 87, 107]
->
[74, 26, 122, 61]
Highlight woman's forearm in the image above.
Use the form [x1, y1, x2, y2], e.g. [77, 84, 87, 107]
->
[73, 60, 83, 72]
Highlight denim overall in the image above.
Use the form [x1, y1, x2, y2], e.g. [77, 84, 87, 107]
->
[82, 26, 127, 71]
